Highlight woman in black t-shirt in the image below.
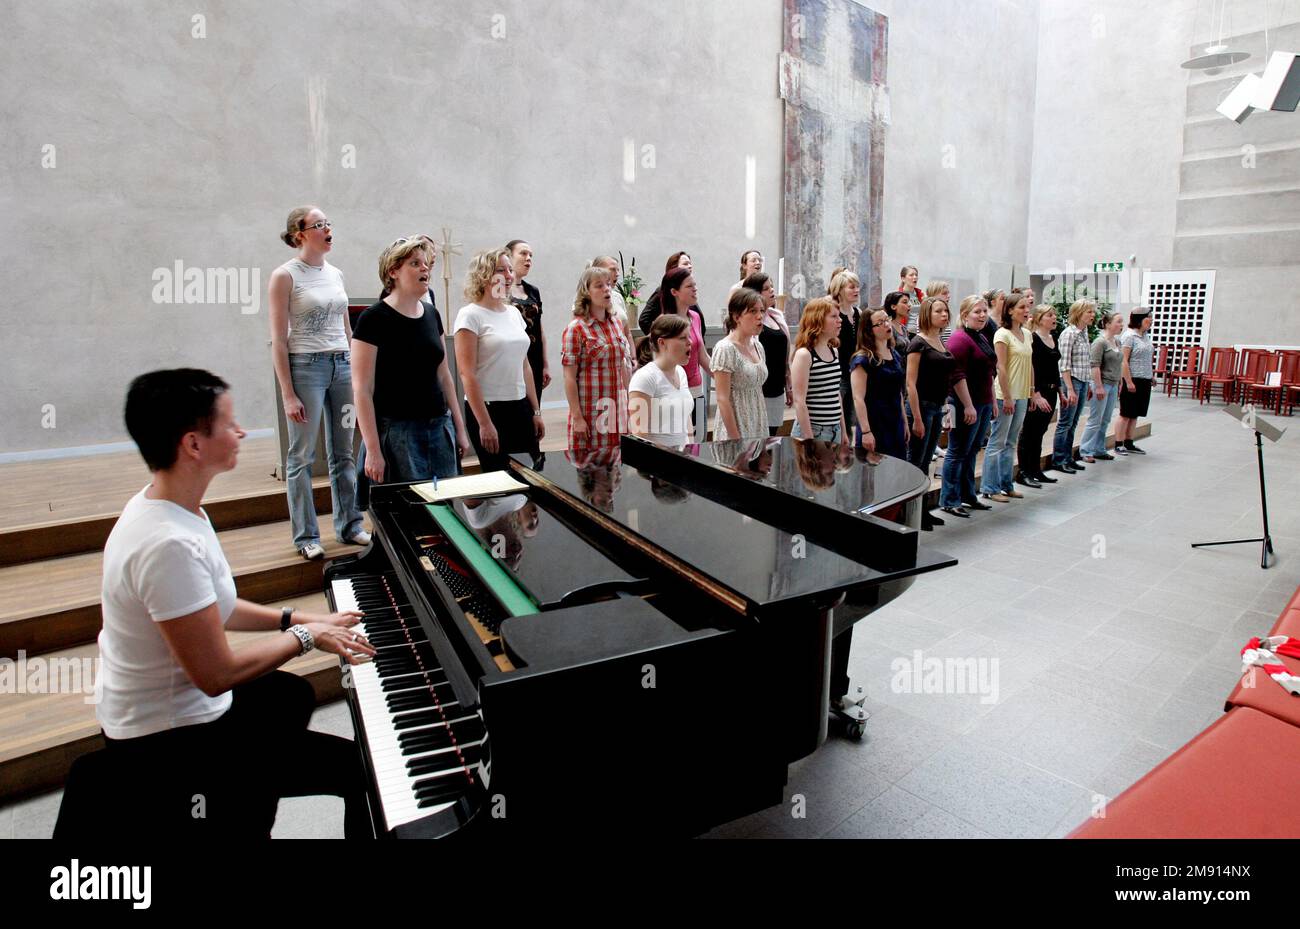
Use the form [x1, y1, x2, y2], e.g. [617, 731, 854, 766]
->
[1016, 306, 1062, 485]
[351, 238, 470, 504]
[506, 240, 549, 404]
[905, 297, 954, 530]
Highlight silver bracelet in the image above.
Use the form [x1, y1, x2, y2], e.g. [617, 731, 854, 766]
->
[287, 624, 315, 654]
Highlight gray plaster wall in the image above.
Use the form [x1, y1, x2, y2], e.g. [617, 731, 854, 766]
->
[2, 0, 1043, 454]
[1027, 0, 1300, 347]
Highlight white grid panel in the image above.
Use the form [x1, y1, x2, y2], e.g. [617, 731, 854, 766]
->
[1143, 270, 1216, 371]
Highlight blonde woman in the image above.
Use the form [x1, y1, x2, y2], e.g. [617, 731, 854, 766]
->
[267, 205, 365, 561]
[828, 269, 862, 429]
[561, 266, 633, 449]
[1050, 299, 1098, 473]
[454, 249, 545, 472]
[352, 237, 470, 497]
[905, 297, 954, 528]
[979, 291, 1035, 500]
[926, 279, 954, 343]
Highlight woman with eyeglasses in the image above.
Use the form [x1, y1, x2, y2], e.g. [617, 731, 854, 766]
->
[506, 239, 550, 404]
[454, 249, 545, 472]
[729, 250, 765, 294]
[850, 309, 908, 459]
[268, 206, 366, 561]
[352, 237, 470, 500]
[561, 266, 633, 449]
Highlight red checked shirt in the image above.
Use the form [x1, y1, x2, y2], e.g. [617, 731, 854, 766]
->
[561, 312, 633, 448]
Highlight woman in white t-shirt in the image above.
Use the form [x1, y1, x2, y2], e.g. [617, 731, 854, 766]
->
[628, 313, 695, 446]
[268, 205, 366, 562]
[454, 249, 546, 472]
[80, 369, 375, 838]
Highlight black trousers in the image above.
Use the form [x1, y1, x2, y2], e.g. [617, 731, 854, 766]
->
[1018, 385, 1058, 475]
[829, 627, 853, 702]
[57, 672, 370, 839]
[465, 397, 541, 472]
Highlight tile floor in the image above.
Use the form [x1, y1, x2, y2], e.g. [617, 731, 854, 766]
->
[4, 392, 1296, 839]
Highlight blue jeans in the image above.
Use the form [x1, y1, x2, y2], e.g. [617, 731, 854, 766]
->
[980, 398, 1028, 494]
[360, 412, 460, 492]
[792, 420, 842, 443]
[1079, 380, 1120, 456]
[286, 352, 363, 547]
[1052, 376, 1089, 466]
[907, 400, 945, 475]
[940, 401, 993, 508]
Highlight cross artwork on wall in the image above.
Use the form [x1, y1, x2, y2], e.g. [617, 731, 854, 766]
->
[779, 0, 889, 322]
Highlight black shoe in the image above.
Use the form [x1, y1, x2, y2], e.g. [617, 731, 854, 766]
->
[1094, 452, 1114, 461]
[1124, 442, 1146, 455]
[940, 506, 970, 518]
[1070, 459, 1087, 470]
[1033, 471, 1059, 483]
[1014, 475, 1042, 489]
[963, 498, 993, 511]
[926, 511, 946, 527]
[1048, 463, 1077, 474]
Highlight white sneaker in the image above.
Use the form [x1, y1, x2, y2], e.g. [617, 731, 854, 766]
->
[299, 542, 326, 561]
[345, 529, 372, 546]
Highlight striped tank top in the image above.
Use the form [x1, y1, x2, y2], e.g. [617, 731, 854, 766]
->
[806, 345, 843, 426]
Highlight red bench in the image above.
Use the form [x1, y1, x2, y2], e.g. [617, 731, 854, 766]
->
[1070, 584, 1300, 839]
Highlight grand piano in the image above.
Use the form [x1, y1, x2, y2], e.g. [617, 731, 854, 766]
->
[324, 435, 955, 838]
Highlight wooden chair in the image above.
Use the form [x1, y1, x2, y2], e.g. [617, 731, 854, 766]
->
[1259, 352, 1300, 415]
[1153, 344, 1173, 393]
[1167, 345, 1203, 398]
[1197, 347, 1238, 405]
[1235, 350, 1276, 407]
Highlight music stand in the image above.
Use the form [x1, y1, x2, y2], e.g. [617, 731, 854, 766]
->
[1190, 404, 1285, 569]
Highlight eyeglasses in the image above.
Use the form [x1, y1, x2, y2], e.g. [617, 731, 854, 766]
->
[872, 319, 891, 328]
[305, 220, 332, 231]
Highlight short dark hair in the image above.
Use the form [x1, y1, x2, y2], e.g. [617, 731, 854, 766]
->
[723, 287, 763, 333]
[1129, 308, 1151, 329]
[882, 291, 908, 318]
[742, 272, 771, 294]
[124, 369, 229, 471]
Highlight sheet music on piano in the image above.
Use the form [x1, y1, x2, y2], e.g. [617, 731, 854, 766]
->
[411, 471, 528, 502]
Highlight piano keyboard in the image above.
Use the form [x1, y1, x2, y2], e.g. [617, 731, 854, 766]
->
[332, 574, 488, 832]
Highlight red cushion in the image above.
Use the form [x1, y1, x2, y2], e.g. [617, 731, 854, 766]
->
[1069, 708, 1300, 838]
[1273, 608, 1300, 639]
[1285, 586, 1300, 617]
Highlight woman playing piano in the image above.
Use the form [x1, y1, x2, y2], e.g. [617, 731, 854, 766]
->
[91, 369, 376, 837]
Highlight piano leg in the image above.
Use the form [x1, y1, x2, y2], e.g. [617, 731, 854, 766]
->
[768, 602, 834, 763]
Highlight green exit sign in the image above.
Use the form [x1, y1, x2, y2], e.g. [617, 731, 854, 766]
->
[1094, 262, 1125, 273]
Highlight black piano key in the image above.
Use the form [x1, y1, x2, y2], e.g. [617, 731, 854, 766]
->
[406, 743, 483, 778]
[394, 708, 459, 730]
[412, 771, 479, 806]
[385, 683, 454, 714]
[398, 717, 485, 755]
[380, 671, 448, 694]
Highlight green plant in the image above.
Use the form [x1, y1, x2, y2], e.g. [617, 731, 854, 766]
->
[1043, 282, 1111, 341]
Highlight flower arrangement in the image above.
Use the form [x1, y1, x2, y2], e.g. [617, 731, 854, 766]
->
[616, 251, 644, 312]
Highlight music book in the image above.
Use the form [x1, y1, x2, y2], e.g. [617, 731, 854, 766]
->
[411, 471, 528, 502]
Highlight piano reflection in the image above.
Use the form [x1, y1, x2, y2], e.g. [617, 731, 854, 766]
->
[324, 436, 955, 837]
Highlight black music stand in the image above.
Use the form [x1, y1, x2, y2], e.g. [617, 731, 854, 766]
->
[1191, 404, 1285, 569]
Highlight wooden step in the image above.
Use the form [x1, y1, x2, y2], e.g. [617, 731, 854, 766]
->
[0, 520, 366, 660]
[0, 593, 346, 805]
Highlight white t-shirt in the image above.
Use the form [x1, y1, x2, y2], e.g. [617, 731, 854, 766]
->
[454, 303, 530, 402]
[282, 258, 349, 354]
[628, 362, 694, 446]
[97, 487, 237, 740]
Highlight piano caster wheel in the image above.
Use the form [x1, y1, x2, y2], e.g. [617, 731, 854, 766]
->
[830, 704, 868, 741]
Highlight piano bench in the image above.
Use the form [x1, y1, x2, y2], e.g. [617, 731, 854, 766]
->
[53, 747, 273, 839]
[1067, 707, 1300, 839]
[1223, 598, 1300, 729]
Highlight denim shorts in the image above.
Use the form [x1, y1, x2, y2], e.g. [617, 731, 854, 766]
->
[792, 420, 842, 443]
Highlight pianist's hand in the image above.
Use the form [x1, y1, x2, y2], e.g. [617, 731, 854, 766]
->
[305, 621, 376, 665]
[305, 610, 365, 629]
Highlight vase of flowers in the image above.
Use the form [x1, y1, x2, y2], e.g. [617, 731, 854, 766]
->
[617, 251, 644, 314]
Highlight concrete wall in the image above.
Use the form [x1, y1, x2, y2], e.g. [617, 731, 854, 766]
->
[3, 0, 1047, 453]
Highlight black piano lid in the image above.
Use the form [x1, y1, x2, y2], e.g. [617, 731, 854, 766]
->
[448, 494, 643, 608]
[619, 435, 954, 571]
[510, 450, 953, 620]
